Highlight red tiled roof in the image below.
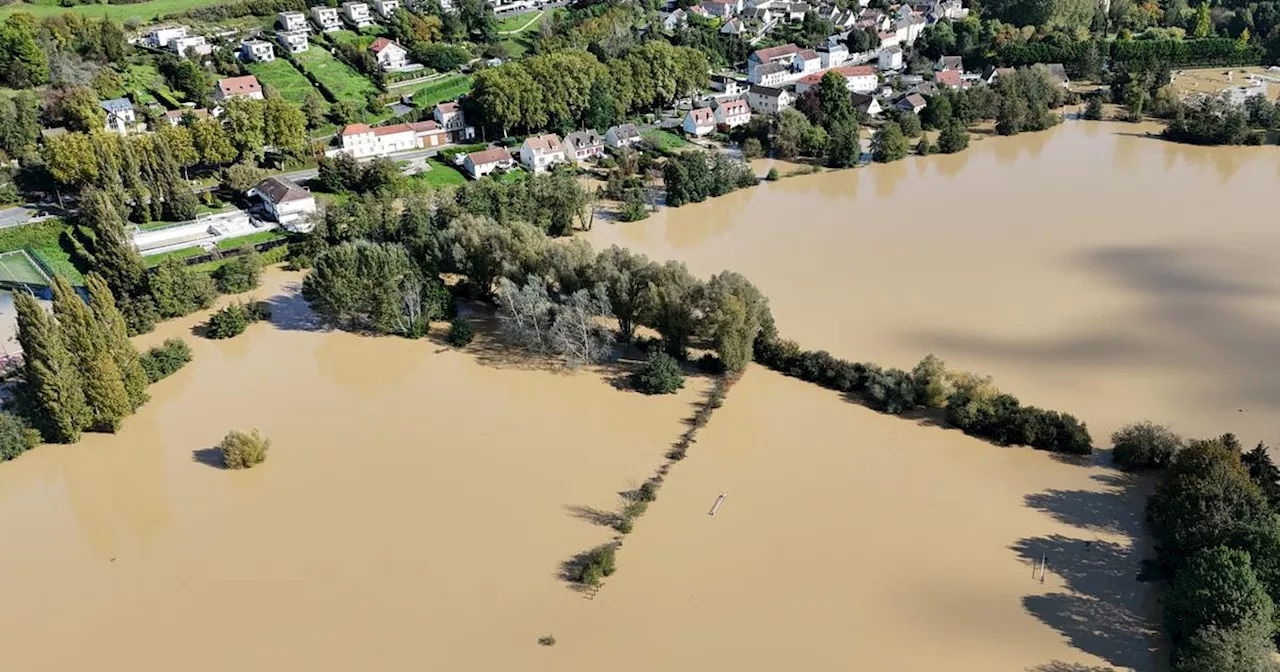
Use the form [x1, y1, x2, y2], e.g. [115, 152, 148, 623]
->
[797, 65, 876, 86]
[217, 75, 261, 97]
[751, 43, 800, 63]
[436, 102, 459, 114]
[369, 36, 397, 53]
[688, 108, 715, 125]
[720, 100, 749, 115]
[341, 123, 372, 136]
[935, 69, 961, 87]
[467, 147, 512, 165]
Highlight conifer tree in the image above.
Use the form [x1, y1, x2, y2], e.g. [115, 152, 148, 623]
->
[86, 273, 150, 410]
[14, 291, 89, 442]
[51, 276, 129, 432]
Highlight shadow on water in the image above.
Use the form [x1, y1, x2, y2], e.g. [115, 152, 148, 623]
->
[191, 447, 225, 469]
[1027, 662, 1121, 672]
[264, 282, 331, 333]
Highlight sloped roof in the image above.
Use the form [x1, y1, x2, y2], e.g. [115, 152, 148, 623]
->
[751, 43, 801, 63]
[217, 75, 261, 97]
[687, 107, 715, 125]
[467, 147, 513, 165]
[253, 176, 310, 203]
[523, 133, 563, 155]
[370, 36, 402, 53]
[564, 130, 603, 148]
[100, 98, 133, 113]
[608, 123, 640, 140]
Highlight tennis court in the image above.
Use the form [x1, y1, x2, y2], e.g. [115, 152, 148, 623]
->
[0, 250, 52, 287]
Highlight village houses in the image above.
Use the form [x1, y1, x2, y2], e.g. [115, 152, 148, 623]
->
[369, 37, 410, 71]
[604, 123, 642, 149]
[277, 31, 309, 54]
[248, 176, 317, 232]
[878, 45, 903, 71]
[747, 85, 793, 115]
[520, 134, 567, 173]
[683, 107, 716, 136]
[374, 0, 399, 17]
[794, 64, 877, 95]
[100, 98, 136, 134]
[746, 44, 820, 86]
[333, 120, 445, 158]
[342, 2, 374, 27]
[895, 92, 927, 115]
[713, 98, 751, 128]
[240, 40, 275, 63]
[310, 6, 342, 31]
[214, 75, 264, 102]
[277, 10, 308, 32]
[434, 102, 475, 143]
[564, 130, 605, 162]
[163, 107, 209, 126]
[463, 147, 515, 179]
[172, 34, 212, 58]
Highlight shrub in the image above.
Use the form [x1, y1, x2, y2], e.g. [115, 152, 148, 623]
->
[139, 338, 193, 383]
[911, 354, 952, 408]
[863, 367, 916, 414]
[447, 316, 474, 346]
[212, 248, 261, 294]
[766, 167, 779, 181]
[204, 301, 270, 339]
[569, 544, 617, 585]
[219, 428, 270, 469]
[742, 137, 764, 159]
[1112, 421, 1185, 470]
[632, 350, 685, 395]
[537, 635, 557, 647]
[637, 480, 659, 502]
[0, 411, 40, 462]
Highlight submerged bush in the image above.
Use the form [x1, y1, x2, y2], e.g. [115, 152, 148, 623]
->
[568, 544, 617, 585]
[0, 411, 40, 462]
[212, 248, 262, 294]
[204, 301, 270, 339]
[447, 316, 474, 346]
[139, 338, 193, 382]
[1112, 421, 1184, 470]
[219, 428, 270, 469]
[632, 350, 684, 395]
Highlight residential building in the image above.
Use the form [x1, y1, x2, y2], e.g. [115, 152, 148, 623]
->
[851, 92, 881, 116]
[434, 102, 475, 142]
[605, 123, 642, 149]
[928, 0, 967, 21]
[792, 49, 822, 77]
[519, 134, 567, 173]
[795, 64, 877, 94]
[334, 120, 445, 158]
[782, 2, 808, 21]
[747, 43, 801, 81]
[369, 37, 410, 70]
[248, 176, 316, 231]
[240, 40, 275, 63]
[214, 75, 264, 102]
[683, 107, 716, 136]
[746, 5, 775, 22]
[878, 45, 903, 71]
[1046, 63, 1071, 87]
[895, 92, 927, 114]
[342, 2, 374, 27]
[895, 14, 926, 44]
[687, 4, 712, 18]
[464, 147, 516, 179]
[564, 130, 605, 161]
[710, 74, 748, 96]
[100, 98, 136, 134]
[713, 98, 751, 128]
[817, 41, 848, 68]
[982, 66, 1016, 84]
[661, 8, 687, 30]
[146, 25, 188, 49]
[277, 10, 308, 32]
[751, 62, 789, 87]
[909, 80, 940, 97]
[277, 30, 310, 54]
[936, 55, 963, 72]
[163, 107, 209, 126]
[374, 0, 399, 17]
[172, 34, 212, 58]
[746, 85, 793, 114]
[310, 6, 342, 31]
[934, 68, 961, 89]
[700, 0, 736, 17]
[720, 17, 745, 34]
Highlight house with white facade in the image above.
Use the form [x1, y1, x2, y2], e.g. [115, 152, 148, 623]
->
[795, 64, 877, 95]
[342, 2, 374, 27]
[720, 17, 745, 34]
[100, 98, 136, 134]
[746, 85, 793, 114]
[700, 0, 738, 18]
[172, 34, 212, 58]
[604, 123, 642, 149]
[895, 92, 927, 114]
[520, 134, 567, 173]
[240, 40, 275, 63]
[277, 30, 310, 54]
[564, 130, 605, 162]
[163, 107, 209, 126]
[310, 6, 342, 31]
[333, 120, 446, 158]
[374, 0, 399, 17]
[878, 45, 903, 71]
[710, 74, 748, 96]
[747, 43, 801, 83]
[434, 102, 475, 142]
[817, 41, 848, 68]
[895, 14, 926, 45]
[682, 107, 716, 136]
[214, 75, 264, 102]
[792, 49, 822, 78]
[249, 176, 316, 231]
[661, 8, 687, 31]
[464, 147, 516, 179]
[277, 10, 308, 32]
[146, 25, 188, 49]
[369, 37, 410, 70]
[752, 62, 789, 87]
[851, 92, 881, 116]
[713, 98, 751, 128]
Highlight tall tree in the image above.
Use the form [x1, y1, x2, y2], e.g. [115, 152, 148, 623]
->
[871, 121, 909, 162]
[222, 98, 267, 162]
[592, 245, 656, 342]
[14, 290, 89, 442]
[52, 275, 129, 432]
[264, 94, 308, 157]
[818, 70, 855, 127]
[74, 188, 147, 297]
[86, 273, 150, 410]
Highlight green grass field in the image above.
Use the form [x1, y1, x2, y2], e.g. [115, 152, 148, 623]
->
[642, 128, 689, 151]
[496, 10, 542, 33]
[0, 0, 222, 20]
[248, 59, 317, 106]
[412, 159, 467, 188]
[295, 47, 377, 104]
[0, 219, 84, 285]
[143, 230, 287, 267]
[407, 74, 473, 109]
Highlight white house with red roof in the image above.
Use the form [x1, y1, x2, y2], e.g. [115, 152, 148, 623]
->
[519, 134, 567, 173]
[464, 147, 515, 179]
[333, 120, 446, 158]
[369, 37, 410, 71]
[682, 107, 716, 136]
[747, 43, 801, 82]
[214, 75, 263, 102]
[794, 65, 878, 95]
[713, 98, 751, 128]
[434, 102, 475, 142]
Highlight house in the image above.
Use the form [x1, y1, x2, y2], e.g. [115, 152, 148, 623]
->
[795, 64, 877, 94]
[342, 2, 374, 27]
[935, 68, 962, 89]
[277, 11, 308, 32]
[277, 30, 310, 54]
[564, 130, 605, 161]
[434, 102, 475, 142]
[369, 37, 410, 70]
[146, 25, 188, 49]
[710, 74, 748, 96]
[683, 107, 716, 136]
[214, 75, 264, 102]
[894, 14, 926, 45]
[240, 40, 275, 63]
[748, 43, 801, 82]
[910, 80, 940, 97]
[935, 55, 963, 72]
[605, 123, 642, 149]
[928, 0, 967, 21]
[661, 8, 687, 30]
[163, 107, 209, 126]
[878, 45, 903, 71]
[782, 2, 808, 21]
[720, 17, 745, 34]
[700, 0, 737, 18]
[172, 35, 211, 58]
[751, 62, 790, 87]
[982, 66, 1016, 85]
[248, 176, 316, 231]
[817, 41, 848, 68]
[746, 5, 774, 22]
[687, 4, 711, 18]
[895, 93, 927, 114]
[747, 85, 793, 114]
[334, 120, 445, 158]
[792, 49, 822, 77]
[1046, 63, 1070, 87]
[851, 92, 881, 116]
[100, 98, 136, 134]
[374, 0, 399, 17]
[713, 98, 751, 128]
[464, 147, 515, 179]
[310, 6, 342, 31]
[519, 134, 567, 173]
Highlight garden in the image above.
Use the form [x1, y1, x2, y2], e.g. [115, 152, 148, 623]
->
[295, 47, 378, 104]
[248, 58, 316, 106]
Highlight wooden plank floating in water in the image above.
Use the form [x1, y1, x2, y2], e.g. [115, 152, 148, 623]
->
[709, 493, 726, 516]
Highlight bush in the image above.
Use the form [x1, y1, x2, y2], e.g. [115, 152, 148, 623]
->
[568, 544, 617, 585]
[632, 350, 685, 395]
[1112, 421, 1184, 470]
[447, 317, 474, 346]
[139, 338, 193, 383]
[119, 294, 159, 336]
[219, 428, 270, 469]
[637, 480, 659, 502]
[212, 248, 261, 294]
[0, 411, 40, 462]
[742, 137, 764, 159]
[204, 301, 270, 339]
[766, 167, 779, 180]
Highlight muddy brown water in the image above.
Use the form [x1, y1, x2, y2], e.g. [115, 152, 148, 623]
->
[2, 121, 1273, 670]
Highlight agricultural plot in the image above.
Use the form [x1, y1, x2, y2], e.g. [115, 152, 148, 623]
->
[407, 74, 473, 109]
[295, 48, 377, 104]
[0, 0, 222, 20]
[248, 59, 317, 106]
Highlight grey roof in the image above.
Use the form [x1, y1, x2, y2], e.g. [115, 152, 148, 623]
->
[564, 129, 603, 149]
[749, 84, 787, 98]
[100, 98, 133, 113]
[1047, 63, 1070, 84]
[757, 62, 788, 76]
[252, 176, 310, 203]
[608, 123, 640, 140]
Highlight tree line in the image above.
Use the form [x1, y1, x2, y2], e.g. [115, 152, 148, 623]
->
[661, 150, 758, 207]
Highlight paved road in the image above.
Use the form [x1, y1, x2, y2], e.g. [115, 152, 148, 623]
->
[0, 203, 62, 230]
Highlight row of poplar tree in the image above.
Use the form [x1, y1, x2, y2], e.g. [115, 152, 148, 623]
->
[14, 274, 150, 444]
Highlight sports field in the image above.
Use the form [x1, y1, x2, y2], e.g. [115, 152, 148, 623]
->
[0, 250, 51, 287]
[248, 59, 316, 106]
[295, 48, 377, 103]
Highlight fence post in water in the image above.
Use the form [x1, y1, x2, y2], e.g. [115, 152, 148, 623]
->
[709, 493, 726, 516]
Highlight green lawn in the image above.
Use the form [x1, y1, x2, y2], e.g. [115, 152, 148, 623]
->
[248, 59, 317, 106]
[0, 0, 224, 20]
[295, 47, 377, 104]
[144, 230, 287, 267]
[408, 74, 473, 109]
[491, 168, 526, 184]
[642, 128, 689, 151]
[496, 10, 542, 33]
[0, 219, 84, 285]
[412, 159, 467, 188]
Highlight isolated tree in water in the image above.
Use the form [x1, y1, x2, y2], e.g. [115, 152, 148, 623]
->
[86, 273, 150, 410]
[14, 291, 90, 442]
[52, 275, 130, 432]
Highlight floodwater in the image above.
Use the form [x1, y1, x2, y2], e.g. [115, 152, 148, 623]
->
[1, 121, 1272, 671]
